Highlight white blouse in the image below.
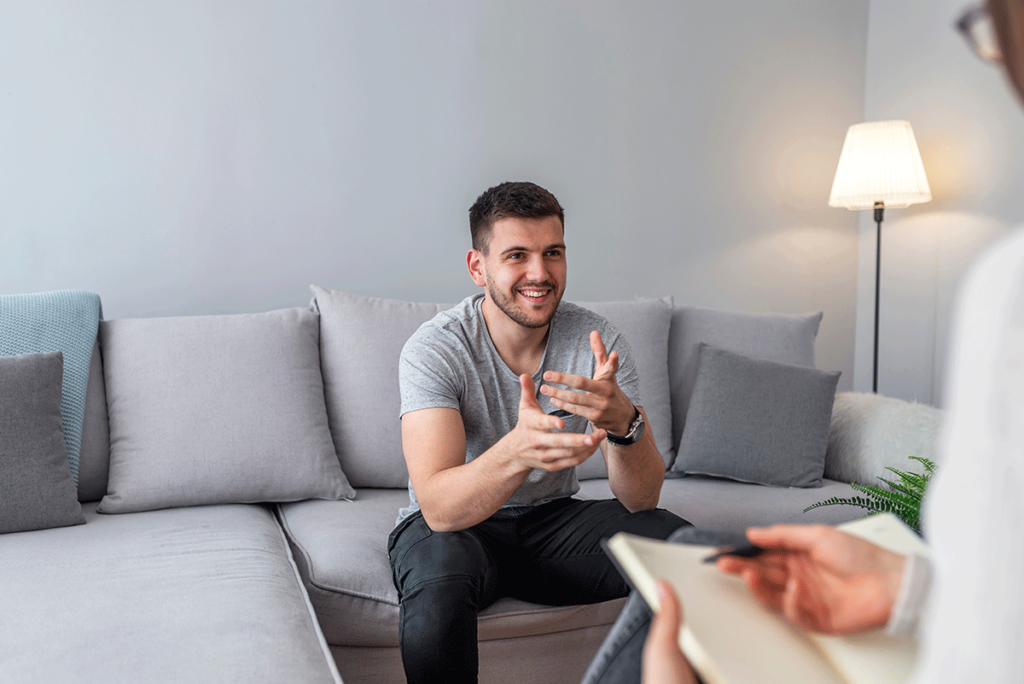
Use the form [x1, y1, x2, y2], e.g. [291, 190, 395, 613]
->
[891, 227, 1024, 682]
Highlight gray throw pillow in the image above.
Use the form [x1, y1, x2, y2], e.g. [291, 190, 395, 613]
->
[572, 298, 675, 479]
[668, 306, 823, 462]
[673, 344, 840, 488]
[98, 308, 354, 514]
[0, 352, 85, 534]
[311, 286, 451, 488]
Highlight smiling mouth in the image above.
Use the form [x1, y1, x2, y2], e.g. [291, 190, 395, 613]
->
[517, 286, 553, 302]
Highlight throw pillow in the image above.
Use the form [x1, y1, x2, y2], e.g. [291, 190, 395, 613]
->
[311, 286, 451, 488]
[0, 352, 85, 534]
[673, 344, 840, 488]
[825, 392, 941, 487]
[668, 306, 823, 461]
[571, 298, 675, 479]
[98, 308, 355, 514]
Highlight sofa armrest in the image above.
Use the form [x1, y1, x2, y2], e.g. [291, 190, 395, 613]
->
[824, 392, 942, 486]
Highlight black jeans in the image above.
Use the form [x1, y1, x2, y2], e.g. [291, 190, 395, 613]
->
[387, 497, 688, 684]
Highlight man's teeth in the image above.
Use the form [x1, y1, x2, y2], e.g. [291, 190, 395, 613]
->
[520, 290, 549, 299]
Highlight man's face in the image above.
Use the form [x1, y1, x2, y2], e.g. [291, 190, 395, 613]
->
[470, 215, 567, 330]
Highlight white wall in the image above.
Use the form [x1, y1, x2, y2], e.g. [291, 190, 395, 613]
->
[860, 0, 1024, 405]
[0, 1, 868, 389]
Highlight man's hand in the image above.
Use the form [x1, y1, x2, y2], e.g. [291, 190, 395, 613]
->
[508, 373, 606, 472]
[642, 580, 700, 684]
[540, 331, 635, 436]
[716, 525, 907, 635]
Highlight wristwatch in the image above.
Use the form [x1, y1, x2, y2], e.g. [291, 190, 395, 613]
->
[605, 406, 645, 446]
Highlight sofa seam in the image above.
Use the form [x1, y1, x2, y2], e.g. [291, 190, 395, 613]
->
[270, 504, 344, 683]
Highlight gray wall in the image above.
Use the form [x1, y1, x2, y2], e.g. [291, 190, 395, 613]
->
[860, 0, 1024, 405]
[1, 1, 869, 390]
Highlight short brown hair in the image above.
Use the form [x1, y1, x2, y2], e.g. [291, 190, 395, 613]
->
[468, 182, 564, 254]
[990, 0, 1024, 104]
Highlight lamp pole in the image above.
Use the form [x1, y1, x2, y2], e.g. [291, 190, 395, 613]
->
[872, 201, 884, 394]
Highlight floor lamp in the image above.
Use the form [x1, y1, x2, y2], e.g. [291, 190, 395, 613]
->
[828, 120, 931, 393]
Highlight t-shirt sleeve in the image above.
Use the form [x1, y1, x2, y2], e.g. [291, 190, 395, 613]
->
[399, 324, 462, 416]
[600, 321, 642, 408]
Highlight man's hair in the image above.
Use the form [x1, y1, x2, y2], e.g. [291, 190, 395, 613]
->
[468, 181, 565, 254]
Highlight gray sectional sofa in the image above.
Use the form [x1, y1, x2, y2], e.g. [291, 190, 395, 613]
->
[0, 287, 940, 684]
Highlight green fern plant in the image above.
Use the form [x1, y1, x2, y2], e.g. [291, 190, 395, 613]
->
[804, 455, 936, 534]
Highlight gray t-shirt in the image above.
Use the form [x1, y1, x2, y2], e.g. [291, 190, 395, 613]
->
[397, 293, 641, 523]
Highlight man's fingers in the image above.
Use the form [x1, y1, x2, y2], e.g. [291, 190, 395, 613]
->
[590, 330, 608, 366]
[591, 331, 621, 381]
[518, 374, 542, 412]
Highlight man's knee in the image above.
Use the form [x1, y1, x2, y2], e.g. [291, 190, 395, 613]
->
[630, 507, 688, 540]
[620, 507, 690, 540]
[391, 521, 492, 597]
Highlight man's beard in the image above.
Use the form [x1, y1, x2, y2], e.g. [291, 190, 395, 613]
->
[485, 273, 561, 329]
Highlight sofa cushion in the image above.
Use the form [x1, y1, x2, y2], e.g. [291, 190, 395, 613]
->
[672, 345, 840, 487]
[576, 478, 863, 531]
[99, 308, 354, 514]
[77, 341, 111, 503]
[277, 491, 626, 648]
[572, 298, 674, 478]
[311, 286, 452, 488]
[0, 352, 85, 534]
[0, 503, 340, 684]
[668, 306, 822, 458]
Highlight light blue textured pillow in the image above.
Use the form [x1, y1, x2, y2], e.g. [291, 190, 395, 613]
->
[674, 344, 840, 488]
[0, 290, 102, 484]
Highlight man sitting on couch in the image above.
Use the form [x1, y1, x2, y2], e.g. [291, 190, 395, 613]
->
[388, 181, 688, 684]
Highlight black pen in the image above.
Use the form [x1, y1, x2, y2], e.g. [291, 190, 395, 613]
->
[702, 543, 768, 563]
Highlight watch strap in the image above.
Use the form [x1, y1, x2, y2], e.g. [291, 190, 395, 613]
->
[605, 406, 644, 446]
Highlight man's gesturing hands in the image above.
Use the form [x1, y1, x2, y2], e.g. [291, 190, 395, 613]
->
[540, 330, 636, 437]
[511, 373, 606, 472]
[507, 331, 637, 475]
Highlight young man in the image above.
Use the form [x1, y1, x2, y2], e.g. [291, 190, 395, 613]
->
[388, 181, 687, 684]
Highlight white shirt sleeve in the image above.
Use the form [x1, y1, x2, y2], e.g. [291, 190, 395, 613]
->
[885, 553, 933, 639]
[907, 227, 1024, 684]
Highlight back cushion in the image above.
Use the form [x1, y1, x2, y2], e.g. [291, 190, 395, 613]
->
[668, 306, 823, 458]
[99, 308, 354, 513]
[77, 341, 111, 503]
[312, 286, 450, 488]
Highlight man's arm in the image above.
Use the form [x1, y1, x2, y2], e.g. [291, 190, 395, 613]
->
[541, 331, 665, 512]
[599, 406, 664, 511]
[402, 373, 607, 532]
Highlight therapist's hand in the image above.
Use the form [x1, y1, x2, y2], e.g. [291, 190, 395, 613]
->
[716, 525, 906, 635]
[642, 580, 700, 684]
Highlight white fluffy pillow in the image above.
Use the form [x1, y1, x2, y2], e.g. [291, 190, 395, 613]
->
[824, 392, 942, 486]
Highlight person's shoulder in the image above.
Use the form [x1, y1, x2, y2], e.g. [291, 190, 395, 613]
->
[554, 300, 617, 336]
[556, 299, 610, 325]
[403, 295, 482, 354]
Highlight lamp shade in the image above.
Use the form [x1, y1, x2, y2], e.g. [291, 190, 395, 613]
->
[828, 120, 932, 210]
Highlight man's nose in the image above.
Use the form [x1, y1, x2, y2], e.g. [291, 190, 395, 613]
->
[525, 254, 548, 281]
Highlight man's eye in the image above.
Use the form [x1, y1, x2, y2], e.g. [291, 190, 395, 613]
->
[546, 251, 563, 258]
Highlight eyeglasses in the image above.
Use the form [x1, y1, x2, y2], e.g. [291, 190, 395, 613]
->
[957, 4, 1002, 63]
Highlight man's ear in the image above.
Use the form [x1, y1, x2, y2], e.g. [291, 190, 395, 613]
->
[467, 249, 487, 287]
